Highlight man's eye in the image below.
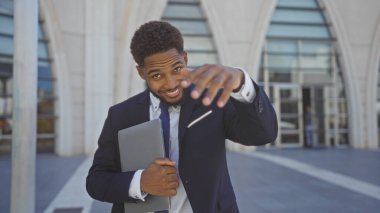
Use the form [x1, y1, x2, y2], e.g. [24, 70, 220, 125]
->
[152, 74, 161, 79]
[174, 66, 183, 73]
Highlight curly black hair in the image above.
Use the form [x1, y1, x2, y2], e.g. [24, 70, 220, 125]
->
[130, 21, 184, 67]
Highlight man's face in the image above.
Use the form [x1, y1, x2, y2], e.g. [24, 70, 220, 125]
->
[137, 48, 189, 105]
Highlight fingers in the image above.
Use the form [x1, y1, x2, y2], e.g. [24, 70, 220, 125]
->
[181, 65, 243, 108]
[203, 74, 228, 106]
[162, 165, 177, 174]
[153, 158, 176, 166]
[181, 65, 210, 94]
[167, 189, 177, 196]
[217, 79, 235, 108]
[180, 68, 194, 88]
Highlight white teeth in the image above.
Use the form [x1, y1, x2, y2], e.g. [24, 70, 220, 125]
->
[166, 88, 179, 97]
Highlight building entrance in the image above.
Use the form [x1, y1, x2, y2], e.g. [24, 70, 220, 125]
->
[269, 84, 348, 148]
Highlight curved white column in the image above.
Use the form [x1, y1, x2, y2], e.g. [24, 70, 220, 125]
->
[84, 0, 115, 154]
[366, 18, 380, 149]
[321, 0, 364, 148]
[40, 0, 75, 156]
[11, 0, 38, 212]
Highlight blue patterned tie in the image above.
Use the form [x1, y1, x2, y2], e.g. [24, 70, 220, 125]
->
[159, 101, 170, 157]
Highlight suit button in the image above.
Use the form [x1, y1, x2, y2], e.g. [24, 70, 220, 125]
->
[185, 180, 189, 184]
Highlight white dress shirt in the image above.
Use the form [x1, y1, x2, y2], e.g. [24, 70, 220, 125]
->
[128, 69, 255, 213]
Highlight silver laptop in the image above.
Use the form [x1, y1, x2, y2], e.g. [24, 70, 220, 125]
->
[118, 119, 170, 213]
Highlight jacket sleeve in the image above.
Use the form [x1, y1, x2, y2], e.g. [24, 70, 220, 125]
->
[223, 80, 278, 145]
[86, 107, 138, 203]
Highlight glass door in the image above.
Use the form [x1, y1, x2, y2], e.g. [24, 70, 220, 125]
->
[272, 84, 304, 147]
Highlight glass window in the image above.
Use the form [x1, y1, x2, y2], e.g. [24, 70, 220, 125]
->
[300, 55, 330, 69]
[37, 118, 55, 134]
[0, 15, 13, 34]
[277, 0, 318, 8]
[268, 25, 330, 39]
[0, 36, 13, 55]
[268, 55, 298, 69]
[184, 36, 215, 51]
[38, 41, 49, 59]
[38, 79, 54, 96]
[260, 0, 349, 147]
[267, 40, 297, 53]
[272, 9, 324, 24]
[163, 4, 204, 19]
[0, 1, 56, 153]
[38, 24, 44, 40]
[168, 20, 210, 35]
[38, 65, 52, 79]
[162, 0, 218, 68]
[301, 41, 332, 54]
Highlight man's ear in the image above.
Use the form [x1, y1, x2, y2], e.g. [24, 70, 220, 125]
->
[137, 65, 146, 80]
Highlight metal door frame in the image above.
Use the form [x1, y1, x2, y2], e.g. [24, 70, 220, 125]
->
[271, 83, 304, 148]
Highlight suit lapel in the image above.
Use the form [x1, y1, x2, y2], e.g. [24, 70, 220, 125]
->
[178, 86, 199, 143]
[134, 89, 150, 125]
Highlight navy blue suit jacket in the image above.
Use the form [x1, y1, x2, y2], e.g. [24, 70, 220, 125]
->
[86, 82, 278, 213]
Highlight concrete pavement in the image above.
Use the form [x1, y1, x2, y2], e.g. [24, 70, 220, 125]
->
[1, 148, 379, 213]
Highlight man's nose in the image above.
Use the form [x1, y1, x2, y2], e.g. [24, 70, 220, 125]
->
[165, 76, 177, 88]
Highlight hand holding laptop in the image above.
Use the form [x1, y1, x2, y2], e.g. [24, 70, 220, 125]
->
[141, 158, 179, 196]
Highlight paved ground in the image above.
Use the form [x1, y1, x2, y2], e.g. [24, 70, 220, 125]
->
[1, 147, 380, 213]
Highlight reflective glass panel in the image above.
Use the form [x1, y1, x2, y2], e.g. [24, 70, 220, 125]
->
[277, 0, 318, 8]
[268, 55, 298, 69]
[272, 9, 324, 24]
[0, 36, 13, 55]
[163, 4, 203, 19]
[0, 0, 56, 152]
[184, 36, 215, 51]
[38, 79, 53, 96]
[168, 20, 209, 35]
[162, 0, 218, 67]
[0, 15, 13, 34]
[300, 55, 330, 69]
[38, 65, 52, 79]
[260, 0, 349, 147]
[38, 41, 49, 59]
[301, 41, 332, 54]
[268, 25, 330, 39]
[37, 118, 55, 134]
[267, 40, 297, 53]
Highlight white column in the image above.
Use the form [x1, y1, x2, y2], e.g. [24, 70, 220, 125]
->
[11, 0, 38, 212]
[84, 0, 115, 154]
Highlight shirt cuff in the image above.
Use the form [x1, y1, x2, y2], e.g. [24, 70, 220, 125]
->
[128, 169, 148, 201]
[230, 68, 256, 103]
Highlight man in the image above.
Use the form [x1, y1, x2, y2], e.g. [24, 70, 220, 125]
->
[86, 21, 277, 213]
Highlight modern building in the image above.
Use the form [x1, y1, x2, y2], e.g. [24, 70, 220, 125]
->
[1, 0, 380, 156]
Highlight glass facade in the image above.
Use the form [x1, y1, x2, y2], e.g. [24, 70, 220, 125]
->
[0, 0, 55, 153]
[161, 0, 218, 68]
[260, 0, 348, 147]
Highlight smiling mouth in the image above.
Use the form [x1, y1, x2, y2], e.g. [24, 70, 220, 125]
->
[165, 88, 180, 98]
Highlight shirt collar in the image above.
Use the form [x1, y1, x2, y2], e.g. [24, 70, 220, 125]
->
[149, 92, 181, 113]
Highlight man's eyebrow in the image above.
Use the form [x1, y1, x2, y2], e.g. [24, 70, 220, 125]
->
[171, 61, 183, 68]
[146, 60, 183, 74]
[147, 69, 160, 75]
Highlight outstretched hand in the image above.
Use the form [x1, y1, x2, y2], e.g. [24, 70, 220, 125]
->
[180, 64, 244, 108]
